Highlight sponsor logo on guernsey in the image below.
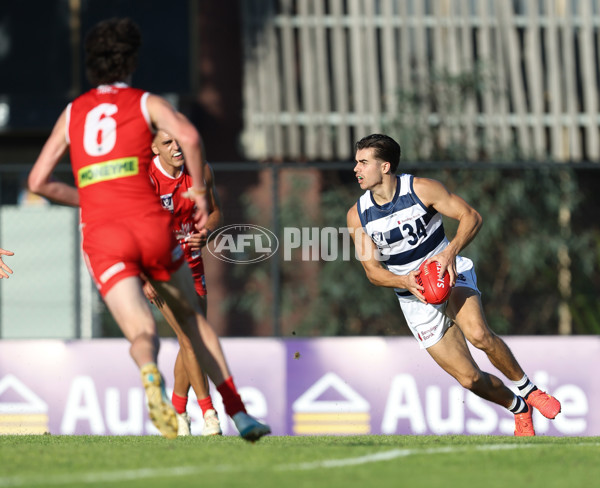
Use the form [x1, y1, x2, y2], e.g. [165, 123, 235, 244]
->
[417, 324, 439, 342]
[78, 157, 139, 188]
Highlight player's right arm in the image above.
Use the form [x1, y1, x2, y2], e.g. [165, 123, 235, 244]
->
[347, 204, 426, 302]
[190, 164, 224, 250]
[413, 176, 482, 286]
[146, 94, 209, 229]
[28, 109, 80, 206]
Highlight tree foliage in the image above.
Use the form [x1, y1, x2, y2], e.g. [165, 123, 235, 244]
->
[225, 64, 599, 336]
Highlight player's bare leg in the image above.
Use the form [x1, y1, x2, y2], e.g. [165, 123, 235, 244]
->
[104, 277, 159, 368]
[427, 323, 534, 436]
[152, 296, 211, 397]
[169, 351, 192, 435]
[152, 265, 270, 441]
[150, 289, 221, 435]
[152, 267, 229, 385]
[448, 287, 561, 419]
[426, 324, 516, 407]
[104, 277, 177, 439]
[448, 288, 524, 381]
[187, 295, 222, 435]
[173, 350, 193, 398]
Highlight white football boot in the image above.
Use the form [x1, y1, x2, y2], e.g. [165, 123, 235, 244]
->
[176, 412, 192, 436]
[202, 409, 223, 436]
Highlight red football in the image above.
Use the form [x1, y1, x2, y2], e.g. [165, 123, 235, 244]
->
[416, 260, 452, 305]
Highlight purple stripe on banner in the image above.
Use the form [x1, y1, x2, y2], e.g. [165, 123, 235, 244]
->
[0, 337, 597, 436]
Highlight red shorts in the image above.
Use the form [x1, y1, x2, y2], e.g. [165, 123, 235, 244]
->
[82, 211, 184, 297]
[187, 256, 207, 296]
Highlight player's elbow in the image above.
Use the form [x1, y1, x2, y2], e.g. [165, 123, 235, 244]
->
[364, 268, 380, 286]
[27, 170, 45, 195]
[463, 206, 482, 232]
[177, 125, 201, 151]
[366, 275, 379, 286]
[472, 209, 483, 231]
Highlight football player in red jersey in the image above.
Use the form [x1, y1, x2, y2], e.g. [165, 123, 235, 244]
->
[0, 248, 14, 279]
[28, 18, 270, 441]
[144, 129, 223, 436]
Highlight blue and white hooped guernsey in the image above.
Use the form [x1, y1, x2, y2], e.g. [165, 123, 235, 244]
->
[357, 174, 450, 298]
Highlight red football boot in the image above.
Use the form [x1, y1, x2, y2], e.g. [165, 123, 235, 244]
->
[514, 407, 535, 437]
[526, 389, 561, 419]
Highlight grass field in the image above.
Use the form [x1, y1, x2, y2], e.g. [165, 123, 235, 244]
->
[0, 435, 598, 488]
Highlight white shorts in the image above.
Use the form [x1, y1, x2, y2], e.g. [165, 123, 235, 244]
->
[397, 256, 480, 349]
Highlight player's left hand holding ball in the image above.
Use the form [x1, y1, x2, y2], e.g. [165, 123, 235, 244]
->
[426, 251, 457, 286]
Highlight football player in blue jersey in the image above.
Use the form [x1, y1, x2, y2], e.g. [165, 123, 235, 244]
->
[347, 133, 560, 436]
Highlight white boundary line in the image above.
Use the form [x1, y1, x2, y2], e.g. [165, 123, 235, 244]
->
[277, 443, 537, 470]
[0, 442, 598, 487]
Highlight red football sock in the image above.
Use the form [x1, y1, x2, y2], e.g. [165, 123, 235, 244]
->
[216, 377, 246, 417]
[197, 396, 215, 415]
[171, 392, 188, 414]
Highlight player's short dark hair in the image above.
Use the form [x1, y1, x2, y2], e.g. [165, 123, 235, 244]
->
[355, 134, 401, 173]
[84, 18, 142, 86]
